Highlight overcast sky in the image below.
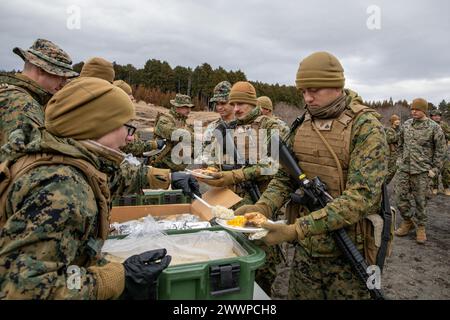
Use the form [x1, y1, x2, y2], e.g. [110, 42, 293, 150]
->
[1, 0, 449, 105]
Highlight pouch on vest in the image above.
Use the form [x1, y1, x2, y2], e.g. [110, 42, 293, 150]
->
[362, 208, 395, 267]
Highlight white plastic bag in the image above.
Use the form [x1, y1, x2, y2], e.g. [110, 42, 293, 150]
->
[102, 230, 246, 265]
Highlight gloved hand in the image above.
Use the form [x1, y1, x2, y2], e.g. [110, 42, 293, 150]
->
[197, 169, 245, 187]
[171, 171, 201, 198]
[260, 222, 304, 246]
[428, 169, 437, 178]
[120, 249, 171, 300]
[234, 202, 272, 218]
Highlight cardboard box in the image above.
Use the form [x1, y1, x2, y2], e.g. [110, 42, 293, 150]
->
[110, 187, 242, 223]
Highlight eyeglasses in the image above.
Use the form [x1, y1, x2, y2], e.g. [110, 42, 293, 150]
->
[124, 124, 136, 136]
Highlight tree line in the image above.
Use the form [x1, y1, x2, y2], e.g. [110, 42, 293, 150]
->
[72, 59, 304, 109]
[3, 59, 449, 122]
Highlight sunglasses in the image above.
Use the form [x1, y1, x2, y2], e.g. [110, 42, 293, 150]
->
[124, 124, 137, 136]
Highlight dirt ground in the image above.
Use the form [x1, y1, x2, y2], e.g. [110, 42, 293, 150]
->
[271, 183, 450, 300]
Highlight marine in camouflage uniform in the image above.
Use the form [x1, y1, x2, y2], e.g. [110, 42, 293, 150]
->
[0, 78, 200, 300]
[198, 81, 289, 296]
[429, 109, 450, 195]
[385, 114, 401, 185]
[257, 96, 289, 132]
[236, 52, 388, 300]
[201, 81, 234, 163]
[149, 94, 194, 171]
[0, 39, 77, 157]
[394, 99, 447, 244]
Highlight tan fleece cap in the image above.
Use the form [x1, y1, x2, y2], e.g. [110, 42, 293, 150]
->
[45, 77, 135, 140]
[113, 80, 132, 95]
[411, 98, 428, 113]
[296, 51, 345, 89]
[228, 81, 257, 106]
[257, 96, 273, 111]
[80, 57, 115, 83]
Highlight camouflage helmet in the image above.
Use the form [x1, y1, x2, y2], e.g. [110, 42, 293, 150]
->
[170, 93, 194, 108]
[429, 109, 442, 117]
[210, 81, 231, 103]
[13, 38, 78, 78]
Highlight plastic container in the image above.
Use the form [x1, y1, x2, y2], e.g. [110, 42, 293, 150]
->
[112, 190, 191, 207]
[157, 227, 265, 300]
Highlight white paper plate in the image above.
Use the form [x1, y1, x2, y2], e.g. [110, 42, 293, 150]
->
[185, 169, 215, 179]
[215, 218, 271, 233]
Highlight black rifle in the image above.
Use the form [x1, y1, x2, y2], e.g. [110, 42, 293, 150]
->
[377, 181, 392, 271]
[275, 133, 386, 300]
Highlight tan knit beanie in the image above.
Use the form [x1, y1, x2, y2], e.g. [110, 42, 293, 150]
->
[390, 114, 400, 124]
[45, 77, 135, 140]
[113, 80, 133, 95]
[295, 51, 345, 89]
[228, 81, 257, 106]
[411, 98, 428, 113]
[257, 96, 273, 111]
[80, 57, 115, 83]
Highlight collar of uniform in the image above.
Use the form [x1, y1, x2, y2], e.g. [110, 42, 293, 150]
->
[0, 72, 53, 106]
[170, 107, 188, 121]
[236, 106, 260, 126]
[79, 140, 125, 166]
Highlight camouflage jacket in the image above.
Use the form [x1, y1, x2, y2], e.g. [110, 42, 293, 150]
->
[0, 73, 52, 150]
[150, 109, 193, 171]
[221, 108, 289, 203]
[436, 120, 450, 142]
[257, 92, 388, 257]
[120, 137, 158, 157]
[202, 117, 233, 150]
[397, 118, 447, 174]
[385, 126, 400, 156]
[0, 127, 170, 299]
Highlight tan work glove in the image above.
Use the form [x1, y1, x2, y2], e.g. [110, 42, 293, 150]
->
[234, 202, 272, 218]
[260, 222, 305, 246]
[90, 262, 125, 300]
[197, 169, 245, 187]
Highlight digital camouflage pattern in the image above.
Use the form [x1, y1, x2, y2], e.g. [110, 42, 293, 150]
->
[121, 137, 159, 157]
[288, 245, 370, 299]
[210, 81, 231, 103]
[0, 127, 170, 299]
[170, 94, 194, 107]
[438, 121, 450, 142]
[256, 91, 387, 299]
[0, 73, 52, 158]
[13, 38, 78, 78]
[396, 118, 446, 175]
[396, 171, 430, 226]
[395, 118, 446, 227]
[385, 125, 401, 184]
[431, 120, 450, 190]
[149, 109, 193, 171]
[259, 94, 387, 257]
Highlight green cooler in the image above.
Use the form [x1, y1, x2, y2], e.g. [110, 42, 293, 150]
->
[157, 227, 265, 300]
